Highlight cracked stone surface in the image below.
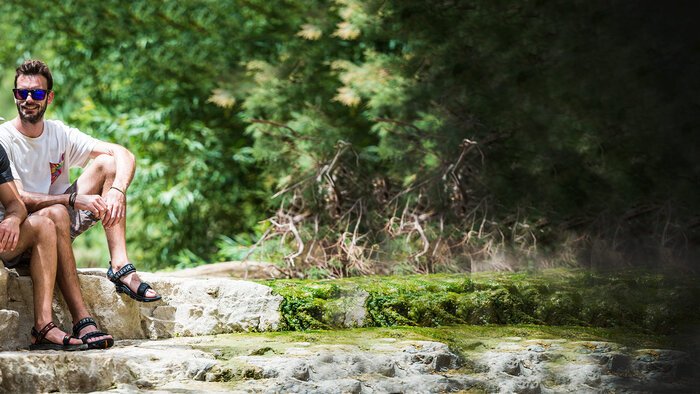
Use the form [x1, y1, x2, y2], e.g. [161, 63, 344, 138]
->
[0, 268, 283, 350]
[206, 336, 697, 394]
[0, 264, 697, 393]
[0, 338, 220, 393]
[0, 333, 696, 393]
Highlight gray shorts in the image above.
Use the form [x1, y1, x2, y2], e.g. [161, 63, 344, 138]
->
[1, 182, 99, 268]
[64, 182, 101, 240]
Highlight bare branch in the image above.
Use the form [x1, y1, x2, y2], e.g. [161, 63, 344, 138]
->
[413, 215, 430, 261]
[250, 119, 302, 137]
[242, 227, 273, 262]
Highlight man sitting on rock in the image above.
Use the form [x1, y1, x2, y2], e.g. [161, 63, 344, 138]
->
[0, 144, 89, 350]
[0, 59, 162, 347]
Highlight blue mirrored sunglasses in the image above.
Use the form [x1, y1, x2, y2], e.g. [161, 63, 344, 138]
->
[13, 88, 49, 101]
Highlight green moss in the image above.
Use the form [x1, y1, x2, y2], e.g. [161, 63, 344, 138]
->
[193, 324, 676, 366]
[260, 269, 700, 335]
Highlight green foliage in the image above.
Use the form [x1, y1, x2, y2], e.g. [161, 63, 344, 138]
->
[0, 1, 696, 270]
[0, 0, 275, 267]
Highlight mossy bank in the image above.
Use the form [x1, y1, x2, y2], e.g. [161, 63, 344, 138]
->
[259, 269, 700, 340]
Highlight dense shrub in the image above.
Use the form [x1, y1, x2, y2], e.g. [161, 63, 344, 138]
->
[1, 1, 696, 271]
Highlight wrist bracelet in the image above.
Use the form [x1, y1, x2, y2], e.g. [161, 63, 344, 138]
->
[68, 192, 77, 209]
[110, 186, 126, 196]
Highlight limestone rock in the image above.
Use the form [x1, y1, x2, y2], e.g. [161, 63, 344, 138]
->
[632, 349, 693, 383]
[469, 339, 698, 393]
[0, 330, 697, 393]
[0, 267, 7, 308]
[227, 340, 471, 393]
[157, 261, 283, 279]
[76, 271, 284, 339]
[326, 289, 369, 328]
[0, 339, 218, 393]
[0, 310, 19, 351]
[0, 267, 283, 348]
[4, 276, 35, 347]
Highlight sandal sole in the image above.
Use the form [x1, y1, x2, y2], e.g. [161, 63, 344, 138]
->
[115, 284, 162, 302]
[29, 343, 87, 351]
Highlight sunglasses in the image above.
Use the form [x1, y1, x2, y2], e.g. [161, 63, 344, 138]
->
[12, 88, 50, 101]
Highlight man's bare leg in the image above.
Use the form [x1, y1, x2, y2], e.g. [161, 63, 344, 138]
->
[33, 205, 112, 345]
[0, 216, 82, 345]
[74, 155, 158, 299]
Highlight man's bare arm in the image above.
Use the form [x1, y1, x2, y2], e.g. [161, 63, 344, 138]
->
[16, 181, 70, 212]
[91, 141, 135, 227]
[0, 181, 27, 252]
[90, 141, 136, 192]
[15, 180, 107, 218]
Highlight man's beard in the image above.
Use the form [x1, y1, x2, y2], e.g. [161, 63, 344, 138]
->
[16, 102, 47, 124]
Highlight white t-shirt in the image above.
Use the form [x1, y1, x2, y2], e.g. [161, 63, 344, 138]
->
[0, 119, 98, 195]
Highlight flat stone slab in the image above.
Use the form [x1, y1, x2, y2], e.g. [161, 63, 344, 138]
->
[0, 338, 223, 393]
[0, 331, 697, 393]
[222, 339, 478, 394]
[0, 268, 283, 349]
[156, 261, 283, 279]
[466, 339, 696, 393]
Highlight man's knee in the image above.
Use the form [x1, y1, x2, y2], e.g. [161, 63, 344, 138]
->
[26, 215, 57, 244]
[36, 204, 71, 229]
[91, 154, 116, 177]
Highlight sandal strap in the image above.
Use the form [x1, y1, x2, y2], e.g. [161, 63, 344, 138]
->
[63, 335, 74, 346]
[31, 321, 58, 344]
[137, 282, 152, 297]
[81, 331, 109, 341]
[72, 317, 97, 337]
[109, 263, 136, 281]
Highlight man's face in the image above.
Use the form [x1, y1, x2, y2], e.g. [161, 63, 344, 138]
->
[15, 74, 53, 124]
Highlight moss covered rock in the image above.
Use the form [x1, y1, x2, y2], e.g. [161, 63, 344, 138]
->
[261, 269, 700, 335]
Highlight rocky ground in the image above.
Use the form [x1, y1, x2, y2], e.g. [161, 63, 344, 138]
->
[0, 330, 696, 393]
[0, 262, 697, 393]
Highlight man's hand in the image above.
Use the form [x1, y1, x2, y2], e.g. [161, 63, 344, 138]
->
[0, 217, 20, 253]
[102, 188, 126, 228]
[74, 194, 109, 221]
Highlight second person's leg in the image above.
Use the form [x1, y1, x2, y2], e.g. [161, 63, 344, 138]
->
[73, 154, 158, 300]
[0, 215, 83, 347]
[32, 205, 113, 347]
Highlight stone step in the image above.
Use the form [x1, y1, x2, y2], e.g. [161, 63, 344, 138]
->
[1, 265, 697, 393]
[0, 268, 283, 350]
[0, 338, 224, 393]
[2, 332, 696, 393]
[0, 334, 473, 393]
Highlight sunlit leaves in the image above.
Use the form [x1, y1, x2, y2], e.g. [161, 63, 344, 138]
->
[332, 22, 361, 40]
[297, 24, 323, 41]
[333, 86, 361, 107]
[208, 89, 237, 109]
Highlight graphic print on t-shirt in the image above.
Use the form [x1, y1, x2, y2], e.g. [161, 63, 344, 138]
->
[50, 153, 65, 184]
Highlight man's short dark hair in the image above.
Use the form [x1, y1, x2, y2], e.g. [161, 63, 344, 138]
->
[15, 59, 53, 91]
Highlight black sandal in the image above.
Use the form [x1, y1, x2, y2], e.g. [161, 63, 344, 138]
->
[30, 322, 87, 351]
[107, 262, 162, 302]
[72, 317, 114, 350]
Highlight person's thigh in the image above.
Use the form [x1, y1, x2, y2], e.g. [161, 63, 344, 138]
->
[0, 215, 50, 266]
[73, 155, 113, 195]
